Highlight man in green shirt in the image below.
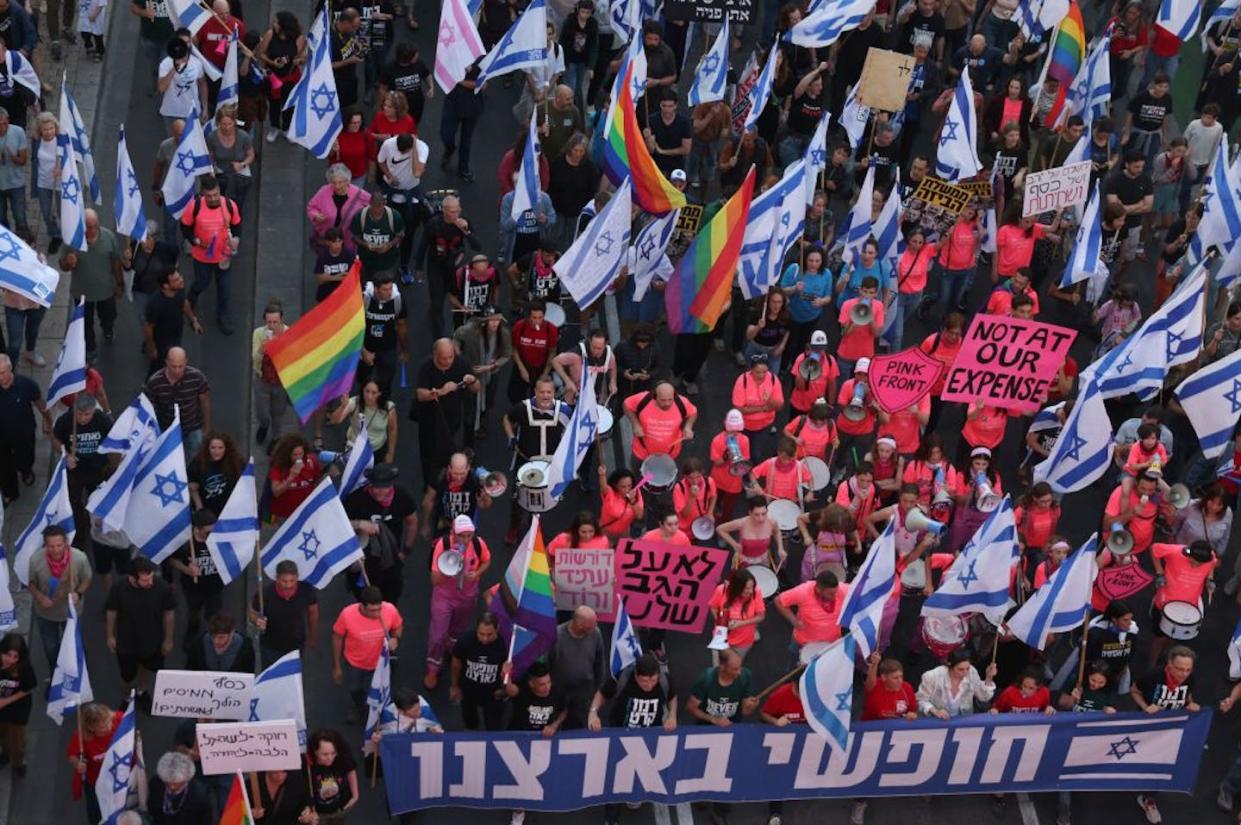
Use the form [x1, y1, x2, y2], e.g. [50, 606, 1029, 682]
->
[685, 647, 758, 726]
[60, 208, 123, 356]
[130, 0, 175, 93]
[350, 189, 405, 278]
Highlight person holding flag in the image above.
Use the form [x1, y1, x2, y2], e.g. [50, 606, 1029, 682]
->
[66, 701, 123, 824]
[332, 585, 403, 723]
[104, 557, 176, 708]
[27, 525, 91, 672]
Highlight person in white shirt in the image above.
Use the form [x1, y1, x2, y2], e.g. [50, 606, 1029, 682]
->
[377, 133, 429, 274]
[158, 37, 207, 133]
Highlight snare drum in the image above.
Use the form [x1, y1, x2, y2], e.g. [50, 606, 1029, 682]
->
[1158, 600, 1203, 640]
[641, 453, 678, 494]
[597, 407, 614, 438]
[691, 516, 716, 542]
[749, 565, 780, 600]
[798, 641, 832, 665]
[803, 457, 830, 492]
[516, 460, 556, 513]
[921, 615, 969, 660]
[543, 302, 567, 328]
[769, 500, 801, 534]
[899, 558, 928, 591]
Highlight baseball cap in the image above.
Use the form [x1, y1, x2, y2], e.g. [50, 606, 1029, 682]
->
[855, 357, 871, 373]
[724, 409, 744, 431]
[453, 514, 476, 534]
[670, 169, 687, 182]
[810, 330, 828, 347]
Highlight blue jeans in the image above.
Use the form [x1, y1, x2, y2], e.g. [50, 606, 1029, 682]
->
[343, 660, 373, 710]
[1141, 53, 1179, 88]
[687, 139, 718, 187]
[937, 266, 974, 316]
[744, 340, 783, 376]
[183, 427, 204, 457]
[777, 135, 810, 168]
[563, 61, 589, 112]
[5, 305, 45, 362]
[36, 187, 60, 240]
[189, 258, 231, 319]
[885, 290, 923, 351]
[34, 614, 65, 672]
[0, 186, 26, 230]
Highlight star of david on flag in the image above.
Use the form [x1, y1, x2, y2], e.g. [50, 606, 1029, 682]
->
[285, 6, 343, 159]
[261, 476, 362, 588]
[1176, 345, 1241, 459]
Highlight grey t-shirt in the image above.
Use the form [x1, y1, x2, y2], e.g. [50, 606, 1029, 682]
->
[207, 128, 253, 177]
[548, 622, 605, 692]
[0, 124, 25, 191]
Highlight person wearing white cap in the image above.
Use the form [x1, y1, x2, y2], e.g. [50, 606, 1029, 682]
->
[788, 329, 839, 416]
[945, 446, 1005, 553]
[836, 357, 886, 477]
[710, 409, 753, 521]
[425, 514, 492, 689]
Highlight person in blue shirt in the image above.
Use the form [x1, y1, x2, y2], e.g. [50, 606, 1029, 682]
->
[835, 239, 893, 306]
[778, 246, 833, 371]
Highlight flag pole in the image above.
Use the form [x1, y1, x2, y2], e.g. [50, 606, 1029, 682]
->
[1029, 22, 1060, 126]
[303, 751, 315, 796]
[1075, 607, 1090, 689]
[753, 663, 806, 704]
[254, 540, 265, 613]
[990, 625, 1001, 668]
[248, 771, 261, 812]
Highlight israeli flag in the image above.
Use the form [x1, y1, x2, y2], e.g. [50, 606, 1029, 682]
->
[842, 165, 876, 265]
[799, 634, 856, 752]
[935, 69, 982, 182]
[95, 696, 139, 825]
[14, 456, 75, 586]
[688, 19, 729, 106]
[1063, 127, 1090, 166]
[554, 178, 631, 309]
[205, 459, 258, 584]
[167, 0, 210, 35]
[802, 114, 830, 206]
[545, 385, 596, 500]
[338, 428, 375, 501]
[260, 476, 362, 588]
[1175, 347, 1241, 459]
[1157, 0, 1201, 42]
[477, 0, 548, 86]
[609, 595, 642, 677]
[837, 517, 896, 659]
[160, 108, 212, 218]
[1205, 0, 1241, 50]
[786, 0, 876, 47]
[1229, 615, 1241, 680]
[115, 126, 148, 240]
[364, 638, 393, 745]
[1032, 382, 1113, 493]
[609, 0, 640, 42]
[1067, 36, 1111, 128]
[1192, 136, 1241, 261]
[923, 497, 1019, 623]
[608, 34, 647, 104]
[88, 434, 151, 534]
[511, 107, 542, 221]
[771, 160, 809, 274]
[6, 50, 40, 98]
[1060, 182, 1103, 288]
[284, 7, 342, 159]
[364, 694, 441, 754]
[249, 651, 308, 745]
[58, 76, 100, 205]
[840, 83, 870, 150]
[46, 297, 86, 409]
[47, 596, 93, 724]
[873, 168, 902, 266]
[217, 30, 240, 113]
[434, 0, 486, 93]
[1006, 535, 1098, 650]
[980, 167, 1000, 255]
[0, 225, 58, 308]
[1016, 0, 1068, 38]
[125, 407, 192, 564]
[0, 503, 17, 631]
[738, 202, 779, 299]
[99, 394, 159, 454]
[56, 133, 86, 253]
[743, 45, 779, 132]
[629, 210, 678, 302]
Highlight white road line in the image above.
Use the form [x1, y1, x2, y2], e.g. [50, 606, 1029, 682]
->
[674, 802, 695, 825]
[653, 802, 673, 825]
[1017, 792, 1040, 825]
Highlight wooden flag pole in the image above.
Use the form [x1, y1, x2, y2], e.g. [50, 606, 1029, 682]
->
[753, 664, 806, 705]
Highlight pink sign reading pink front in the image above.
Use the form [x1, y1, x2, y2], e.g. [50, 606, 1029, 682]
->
[868, 347, 944, 414]
[940, 314, 1076, 412]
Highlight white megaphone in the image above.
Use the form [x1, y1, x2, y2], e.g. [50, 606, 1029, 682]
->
[905, 508, 946, 535]
[849, 297, 873, 326]
[725, 435, 753, 477]
[474, 465, 508, 497]
[843, 383, 868, 422]
[319, 450, 345, 467]
[798, 354, 823, 381]
[1166, 483, 1192, 509]
[975, 472, 1002, 513]
[1107, 521, 1134, 555]
[932, 488, 954, 509]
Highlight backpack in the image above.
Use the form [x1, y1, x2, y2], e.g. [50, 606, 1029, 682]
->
[363, 279, 403, 316]
[634, 390, 688, 423]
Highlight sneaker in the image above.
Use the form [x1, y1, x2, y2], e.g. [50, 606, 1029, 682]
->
[266, 127, 280, 143]
[510, 813, 525, 825]
[218, 317, 234, 336]
[50, 40, 62, 61]
[1137, 795, 1162, 824]
[62, 27, 77, 44]
[1221, 785, 1235, 812]
[849, 801, 867, 825]
[22, 350, 45, 367]
[255, 425, 268, 446]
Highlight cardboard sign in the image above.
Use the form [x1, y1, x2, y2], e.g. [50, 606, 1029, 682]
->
[553, 546, 617, 621]
[906, 176, 994, 236]
[676, 204, 704, 236]
[151, 670, 255, 721]
[911, 177, 973, 215]
[665, 0, 752, 22]
[941, 314, 1077, 412]
[957, 180, 994, 201]
[614, 538, 730, 633]
[1094, 562, 1155, 603]
[868, 347, 944, 414]
[196, 719, 302, 774]
[857, 48, 918, 112]
[1023, 161, 1092, 217]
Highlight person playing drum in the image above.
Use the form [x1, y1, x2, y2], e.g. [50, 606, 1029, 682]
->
[598, 467, 644, 542]
[863, 436, 904, 507]
[784, 399, 839, 465]
[503, 376, 571, 542]
[835, 461, 880, 559]
[623, 380, 698, 469]
[717, 497, 786, 572]
[1148, 540, 1217, 668]
[708, 568, 766, 660]
[732, 352, 784, 461]
[710, 410, 752, 522]
[672, 457, 718, 537]
[773, 570, 850, 668]
[550, 328, 618, 406]
[796, 503, 853, 582]
[748, 436, 813, 505]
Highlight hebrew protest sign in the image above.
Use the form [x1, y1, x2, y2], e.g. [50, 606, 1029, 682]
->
[857, 48, 917, 112]
[553, 546, 617, 621]
[614, 538, 730, 633]
[196, 719, 302, 774]
[151, 670, 255, 720]
[1023, 161, 1091, 217]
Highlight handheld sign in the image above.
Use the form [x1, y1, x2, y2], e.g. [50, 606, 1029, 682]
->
[151, 670, 255, 720]
[940, 314, 1076, 412]
[196, 719, 302, 774]
[868, 348, 944, 414]
[1023, 161, 1091, 217]
[856, 48, 918, 112]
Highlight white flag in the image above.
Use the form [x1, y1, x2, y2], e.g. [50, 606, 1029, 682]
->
[249, 651, 308, 746]
[609, 595, 642, 677]
[1032, 382, 1113, 493]
[477, 0, 549, 86]
[205, 459, 258, 584]
[801, 113, 830, 206]
[1060, 182, 1103, 288]
[554, 178, 631, 309]
[337, 428, 375, 500]
[799, 635, 856, 752]
[0, 225, 58, 308]
[743, 45, 779, 132]
[837, 517, 895, 658]
[786, 0, 876, 47]
[59, 75, 100, 205]
[260, 477, 362, 588]
[545, 388, 598, 500]
[125, 407, 192, 564]
[434, 0, 486, 93]
[95, 698, 140, 824]
[56, 132, 86, 252]
[285, 7, 343, 159]
[1157, 0, 1201, 41]
[628, 210, 677, 302]
[216, 30, 240, 113]
[842, 165, 875, 265]
[45, 297, 86, 409]
[934, 68, 982, 182]
[99, 394, 159, 454]
[167, 0, 210, 33]
[511, 107, 542, 221]
[115, 126, 149, 240]
[840, 83, 870, 150]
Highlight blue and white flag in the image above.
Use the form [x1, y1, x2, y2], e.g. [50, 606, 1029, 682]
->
[837, 517, 895, 659]
[1062, 127, 1090, 166]
[167, 0, 210, 34]
[364, 693, 441, 755]
[87, 436, 150, 538]
[799, 634, 856, 752]
[125, 407, 192, 564]
[545, 383, 597, 500]
[14, 455, 75, 586]
[216, 30, 240, 113]
[47, 596, 92, 724]
[629, 210, 677, 302]
[1032, 382, 1113, 493]
[840, 83, 870, 150]
[743, 45, 779, 132]
[58, 76, 100, 205]
[688, 19, 729, 106]
[873, 168, 902, 266]
[46, 297, 86, 409]
[0, 502, 16, 631]
[608, 0, 640, 42]
[1175, 347, 1241, 459]
[0, 225, 58, 308]
[160, 108, 212, 218]
[477, 0, 548, 86]
[786, 0, 876, 47]
[1157, 0, 1201, 41]
[56, 132, 86, 253]
[802, 114, 830, 206]
[1229, 615, 1241, 679]
[738, 183, 782, 300]
[1016, 0, 1068, 38]
[934, 68, 982, 182]
[260, 476, 362, 588]
[1066, 36, 1111, 128]
[609, 595, 642, 677]
[364, 637, 393, 744]
[115, 126, 148, 240]
[285, 7, 342, 159]
[511, 107, 542, 221]
[608, 35, 647, 105]
[1060, 182, 1102, 288]
[1192, 136, 1241, 261]
[1005, 536, 1097, 650]
[95, 695, 139, 825]
[1205, 0, 1241, 50]
[980, 165, 1000, 254]
[100, 394, 159, 454]
[205, 459, 258, 584]
[842, 165, 876, 265]
[771, 160, 809, 274]
[249, 650, 308, 745]
[923, 497, 1019, 623]
[338, 427, 375, 500]
[5, 50, 40, 97]
[554, 178, 631, 309]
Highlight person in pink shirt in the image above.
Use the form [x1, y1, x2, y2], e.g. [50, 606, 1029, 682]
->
[788, 330, 839, 414]
[1102, 472, 1164, 556]
[672, 457, 718, 534]
[641, 508, 691, 546]
[992, 214, 1060, 283]
[749, 436, 813, 504]
[332, 586, 404, 721]
[958, 400, 1012, 466]
[878, 394, 930, 458]
[1148, 541, 1218, 667]
[837, 277, 885, 378]
[731, 353, 784, 459]
[774, 570, 851, 651]
[919, 312, 965, 432]
[888, 227, 937, 350]
[710, 410, 751, 521]
[784, 399, 838, 463]
[836, 461, 880, 537]
[708, 568, 766, 658]
[934, 206, 981, 316]
[985, 266, 1042, 317]
[425, 515, 491, 688]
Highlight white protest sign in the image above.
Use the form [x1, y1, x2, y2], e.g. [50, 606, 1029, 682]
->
[196, 719, 302, 774]
[552, 546, 616, 621]
[151, 670, 255, 720]
[1023, 161, 1091, 217]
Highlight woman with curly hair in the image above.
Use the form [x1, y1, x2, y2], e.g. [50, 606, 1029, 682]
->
[188, 431, 245, 515]
[268, 434, 322, 521]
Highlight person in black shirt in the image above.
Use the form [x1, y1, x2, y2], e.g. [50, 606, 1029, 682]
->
[0, 633, 35, 777]
[559, 0, 598, 112]
[412, 195, 480, 339]
[185, 613, 256, 672]
[778, 63, 828, 167]
[314, 228, 356, 302]
[1124, 74, 1173, 164]
[1129, 647, 1201, 825]
[344, 462, 417, 603]
[1104, 151, 1154, 257]
[505, 660, 567, 733]
[249, 559, 320, 666]
[143, 269, 203, 374]
[508, 243, 561, 318]
[359, 272, 408, 397]
[828, 11, 884, 121]
[378, 42, 431, 126]
[105, 557, 178, 702]
[0, 355, 49, 503]
[330, 9, 364, 110]
[412, 339, 478, 491]
[643, 88, 691, 178]
[187, 432, 244, 516]
[450, 612, 508, 730]
[127, 225, 180, 331]
[441, 62, 484, 183]
[168, 509, 225, 645]
[420, 451, 494, 537]
[896, 0, 945, 60]
[52, 394, 114, 545]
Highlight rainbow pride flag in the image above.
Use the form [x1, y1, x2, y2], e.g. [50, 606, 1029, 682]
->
[266, 259, 365, 422]
[665, 166, 756, 334]
[220, 772, 254, 825]
[1041, 0, 1086, 127]
[601, 63, 686, 216]
[490, 517, 558, 678]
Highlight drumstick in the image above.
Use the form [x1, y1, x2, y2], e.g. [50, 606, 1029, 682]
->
[631, 472, 655, 495]
[753, 664, 806, 705]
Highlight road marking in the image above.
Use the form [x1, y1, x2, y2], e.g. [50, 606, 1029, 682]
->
[653, 802, 673, 825]
[1017, 792, 1040, 825]
[674, 802, 695, 825]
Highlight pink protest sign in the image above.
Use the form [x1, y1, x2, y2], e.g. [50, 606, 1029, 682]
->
[553, 547, 617, 621]
[614, 538, 730, 633]
[940, 314, 1076, 413]
[868, 347, 943, 414]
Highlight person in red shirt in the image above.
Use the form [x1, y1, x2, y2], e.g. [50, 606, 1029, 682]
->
[710, 410, 751, 521]
[837, 277, 885, 377]
[509, 303, 559, 403]
[1013, 481, 1060, 590]
[759, 679, 807, 825]
[67, 703, 124, 816]
[785, 399, 838, 464]
[672, 457, 718, 534]
[1103, 472, 1165, 555]
[623, 380, 698, 464]
[268, 434, 323, 519]
[837, 357, 885, 476]
[749, 436, 813, 504]
[1148, 541, 1218, 667]
[598, 466, 643, 541]
[788, 330, 839, 414]
[990, 668, 1055, 714]
[836, 461, 880, 537]
[194, 0, 246, 74]
[993, 217, 1059, 283]
[862, 652, 918, 720]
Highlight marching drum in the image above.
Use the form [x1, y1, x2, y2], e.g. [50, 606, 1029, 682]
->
[1158, 601, 1203, 640]
[641, 453, 678, 494]
[769, 500, 801, 534]
[798, 641, 832, 665]
[921, 615, 969, 660]
[803, 457, 830, 492]
[691, 516, 716, 543]
[748, 565, 781, 600]
[597, 407, 614, 439]
[543, 301, 567, 328]
[899, 559, 928, 591]
[516, 460, 557, 513]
